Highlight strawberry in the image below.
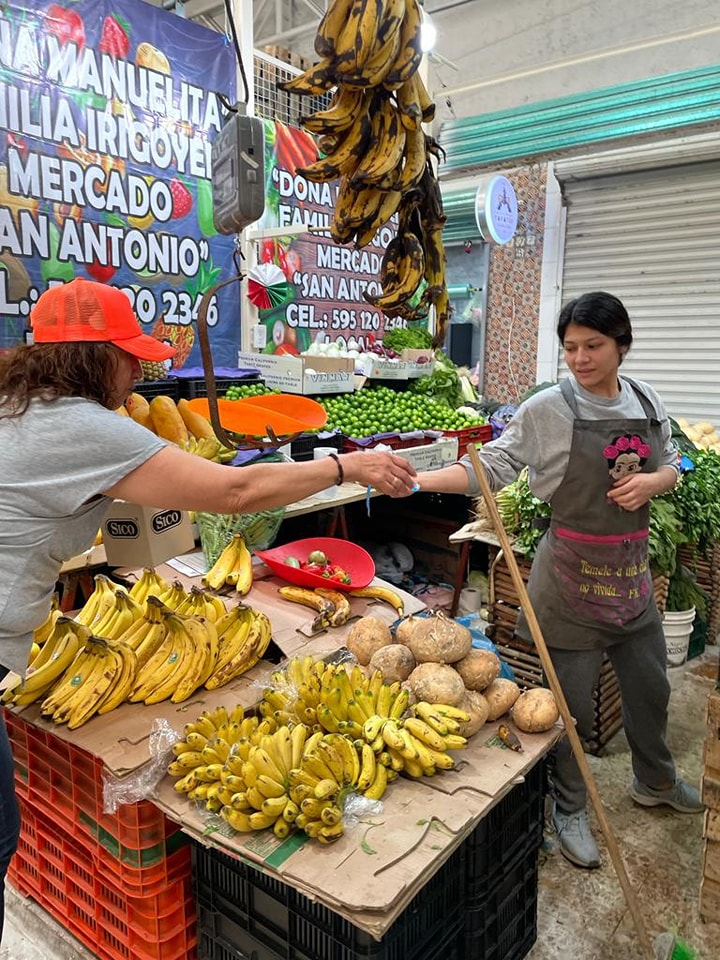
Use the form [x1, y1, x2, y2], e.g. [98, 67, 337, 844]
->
[169, 178, 192, 219]
[45, 4, 85, 50]
[99, 14, 130, 58]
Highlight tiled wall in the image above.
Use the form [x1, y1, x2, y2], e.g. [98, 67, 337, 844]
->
[483, 164, 548, 403]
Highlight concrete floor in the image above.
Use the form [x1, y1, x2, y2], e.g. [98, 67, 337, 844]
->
[2, 650, 720, 960]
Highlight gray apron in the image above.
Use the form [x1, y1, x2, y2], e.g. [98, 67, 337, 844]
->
[517, 378, 665, 651]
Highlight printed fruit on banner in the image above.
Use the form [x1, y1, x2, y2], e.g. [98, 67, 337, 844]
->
[99, 14, 130, 57]
[169, 178, 193, 219]
[45, 4, 85, 50]
[280, 0, 451, 346]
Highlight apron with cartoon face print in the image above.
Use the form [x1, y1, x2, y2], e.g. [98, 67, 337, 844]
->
[518, 378, 666, 649]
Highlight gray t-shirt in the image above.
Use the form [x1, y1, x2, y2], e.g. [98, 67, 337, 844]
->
[460, 375, 678, 498]
[0, 397, 166, 673]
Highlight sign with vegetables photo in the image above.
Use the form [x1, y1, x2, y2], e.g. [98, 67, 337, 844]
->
[0, 0, 239, 366]
[254, 118, 408, 355]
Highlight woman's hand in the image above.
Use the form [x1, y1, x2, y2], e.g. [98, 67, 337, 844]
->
[340, 450, 417, 497]
[608, 467, 677, 511]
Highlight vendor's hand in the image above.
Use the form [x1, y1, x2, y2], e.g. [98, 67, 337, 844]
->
[607, 472, 658, 511]
[341, 450, 417, 497]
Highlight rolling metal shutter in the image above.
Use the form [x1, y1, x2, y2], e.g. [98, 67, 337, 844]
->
[558, 161, 720, 424]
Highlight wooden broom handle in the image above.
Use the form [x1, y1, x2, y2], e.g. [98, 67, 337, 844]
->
[467, 445, 655, 960]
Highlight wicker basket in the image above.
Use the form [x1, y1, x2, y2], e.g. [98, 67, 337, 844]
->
[678, 543, 719, 644]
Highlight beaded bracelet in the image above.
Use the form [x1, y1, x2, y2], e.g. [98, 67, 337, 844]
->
[327, 452, 344, 485]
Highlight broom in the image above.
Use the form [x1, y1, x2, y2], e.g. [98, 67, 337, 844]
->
[466, 445, 698, 960]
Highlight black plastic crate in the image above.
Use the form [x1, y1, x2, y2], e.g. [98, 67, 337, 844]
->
[197, 904, 464, 960]
[134, 378, 180, 401]
[461, 846, 539, 960]
[193, 842, 465, 960]
[289, 432, 343, 462]
[174, 374, 263, 400]
[464, 758, 546, 898]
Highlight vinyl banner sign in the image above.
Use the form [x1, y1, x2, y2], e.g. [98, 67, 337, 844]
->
[254, 118, 400, 355]
[0, 0, 238, 366]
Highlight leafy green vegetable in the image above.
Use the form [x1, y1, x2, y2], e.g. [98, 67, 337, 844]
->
[408, 351, 463, 407]
[494, 469, 551, 557]
[382, 327, 432, 351]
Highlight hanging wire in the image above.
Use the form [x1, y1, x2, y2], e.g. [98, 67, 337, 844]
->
[222, 0, 250, 106]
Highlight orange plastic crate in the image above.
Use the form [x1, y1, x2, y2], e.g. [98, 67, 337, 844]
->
[4, 710, 188, 895]
[8, 797, 197, 960]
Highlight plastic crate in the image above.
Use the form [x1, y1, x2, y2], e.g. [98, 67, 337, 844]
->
[463, 759, 546, 896]
[440, 424, 492, 457]
[461, 846, 539, 960]
[342, 432, 435, 453]
[289, 432, 343, 462]
[134, 379, 181, 401]
[8, 797, 197, 960]
[5, 710, 187, 895]
[193, 841, 465, 960]
[174, 373, 263, 400]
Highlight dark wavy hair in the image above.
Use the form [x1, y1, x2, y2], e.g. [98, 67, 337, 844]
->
[557, 291, 633, 363]
[0, 342, 121, 416]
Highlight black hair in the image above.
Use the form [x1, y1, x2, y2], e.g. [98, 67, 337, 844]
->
[557, 291, 633, 362]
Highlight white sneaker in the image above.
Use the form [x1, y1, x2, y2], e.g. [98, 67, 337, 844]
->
[551, 802, 601, 869]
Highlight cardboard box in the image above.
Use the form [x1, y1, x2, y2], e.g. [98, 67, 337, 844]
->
[393, 437, 459, 471]
[238, 351, 354, 394]
[358, 355, 435, 380]
[101, 502, 195, 568]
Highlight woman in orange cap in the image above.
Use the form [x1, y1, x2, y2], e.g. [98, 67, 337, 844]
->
[0, 278, 415, 936]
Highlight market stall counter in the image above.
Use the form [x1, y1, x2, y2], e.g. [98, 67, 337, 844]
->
[5, 560, 560, 959]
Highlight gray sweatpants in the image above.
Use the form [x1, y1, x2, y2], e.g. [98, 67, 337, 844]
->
[547, 628, 676, 813]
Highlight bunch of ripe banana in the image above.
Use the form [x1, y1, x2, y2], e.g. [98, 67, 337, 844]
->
[204, 605, 273, 690]
[39, 634, 139, 729]
[276, 585, 351, 631]
[2, 615, 91, 707]
[258, 657, 408, 738]
[362, 700, 469, 779]
[202, 533, 253, 596]
[276, 583, 404, 631]
[280, 0, 451, 344]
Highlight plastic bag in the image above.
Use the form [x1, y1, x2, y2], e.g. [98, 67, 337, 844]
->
[102, 718, 180, 814]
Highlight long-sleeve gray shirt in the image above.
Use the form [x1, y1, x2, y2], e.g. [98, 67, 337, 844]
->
[460, 375, 678, 499]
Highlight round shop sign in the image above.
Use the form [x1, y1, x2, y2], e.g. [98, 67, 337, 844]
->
[475, 175, 518, 245]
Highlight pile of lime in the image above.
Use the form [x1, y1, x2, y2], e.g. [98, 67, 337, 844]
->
[318, 385, 485, 438]
[223, 383, 277, 400]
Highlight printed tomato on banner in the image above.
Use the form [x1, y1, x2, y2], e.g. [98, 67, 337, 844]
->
[253, 118, 410, 356]
[0, 0, 239, 366]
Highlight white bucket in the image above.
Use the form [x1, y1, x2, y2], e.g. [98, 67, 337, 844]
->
[662, 607, 695, 689]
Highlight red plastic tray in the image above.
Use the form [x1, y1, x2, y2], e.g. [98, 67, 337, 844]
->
[255, 536, 375, 590]
[441, 424, 492, 457]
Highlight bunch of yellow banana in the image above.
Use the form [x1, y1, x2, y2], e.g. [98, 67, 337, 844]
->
[114, 595, 169, 668]
[204, 607, 272, 690]
[128, 608, 219, 705]
[2, 617, 90, 706]
[289, 730, 392, 843]
[348, 583, 404, 616]
[40, 635, 138, 729]
[31, 600, 62, 647]
[361, 701, 468, 779]
[175, 585, 227, 622]
[182, 435, 225, 461]
[258, 655, 328, 727]
[169, 705, 257, 811]
[276, 585, 351, 630]
[154, 578, 189, 610]
[202, 533, 253, 596]
[89, 588, 144, 641]
[128, 567, 172, 605]
[74, 573, 128, 628]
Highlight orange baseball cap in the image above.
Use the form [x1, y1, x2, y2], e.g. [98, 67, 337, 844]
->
[31, 279, 176, 361]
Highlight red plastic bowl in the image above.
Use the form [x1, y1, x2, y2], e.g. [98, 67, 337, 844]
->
[255, 537, 375, 591]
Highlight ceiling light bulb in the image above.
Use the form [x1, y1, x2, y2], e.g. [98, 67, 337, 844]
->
[420, 12, 437, 53]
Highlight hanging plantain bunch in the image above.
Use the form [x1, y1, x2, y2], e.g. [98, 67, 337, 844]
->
[279, 0, 451, 347]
